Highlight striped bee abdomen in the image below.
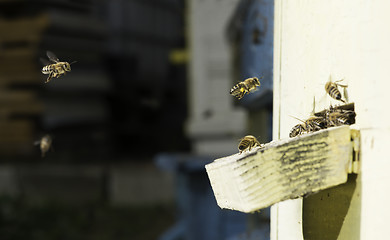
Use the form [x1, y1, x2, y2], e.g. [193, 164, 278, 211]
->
[42, 65, 53, 74]
[334, 116, 350, 125]
[289, 124, 306, 138]
[305, 116, 326, 132]
[230, 77, 261, 100]
[238, 135, 262, 153]
[325, 81, 345, 102]
[230, 82, 247, 99]
[42, 65, 51, 74]
[328, 112, 354, 126]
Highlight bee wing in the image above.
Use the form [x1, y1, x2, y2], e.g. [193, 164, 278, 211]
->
[343, 87, 349, 103]
[40, 57, 50, 66]
[46, 51, 59, 63]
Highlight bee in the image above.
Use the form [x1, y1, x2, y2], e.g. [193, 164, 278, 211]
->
[305, 116, 326, 131]
[238, 135, 263, 154]
[230, 76, 263, 100]
[41, 51, 76, 83]
[326, 110, 356, 127]
[289, 123, 306, 138]
[327, 112, 351, 126]
[34, 134, 52, 157]
[325, 77, 348, 103]
[289, 116, 326, 138]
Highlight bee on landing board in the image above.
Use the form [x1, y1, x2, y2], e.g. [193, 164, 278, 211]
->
[34, 135, 52, 157]
[289, 123, 306, 138]
[230, 76, 262, 100]
[325, 107, 356, 127]
[41, 51, 76, 83]
[238, 135, 263, 154]
[325, 77, 348, 103]
[304, 116, 326, 132]
[289, 116, 326, 138]
[327, 112, 351, 126]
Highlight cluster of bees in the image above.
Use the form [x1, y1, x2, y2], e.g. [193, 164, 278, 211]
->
[289, 78, 356, 138]
[229, 75, 357, 154]
[35, 51, 75, 157]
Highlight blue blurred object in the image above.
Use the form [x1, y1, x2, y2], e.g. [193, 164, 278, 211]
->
[227, 0, 274, 110]
[156, 153, 250, 240]
[241, 0, 274, 109]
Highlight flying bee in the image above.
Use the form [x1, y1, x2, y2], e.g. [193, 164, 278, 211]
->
[230, 76, 263, 100]
[41, 51, 76, 83]
[34, 134, 52, 157]
[325, 77, 348, 103]
[238, 135, 263, 154]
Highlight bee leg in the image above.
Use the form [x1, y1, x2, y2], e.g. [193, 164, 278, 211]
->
[239, 89, 248, 99]
[45, 72, 54, 83]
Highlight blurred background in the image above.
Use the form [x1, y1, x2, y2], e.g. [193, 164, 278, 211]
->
[0, 0, 273, 239]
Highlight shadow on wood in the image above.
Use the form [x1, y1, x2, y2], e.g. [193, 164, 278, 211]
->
[303, 174, 361, 240]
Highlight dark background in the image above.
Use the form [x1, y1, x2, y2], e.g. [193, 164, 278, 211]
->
[0, 0, 273, 239]
[0, 0, 186, 239]
[0, 0, 188, 161]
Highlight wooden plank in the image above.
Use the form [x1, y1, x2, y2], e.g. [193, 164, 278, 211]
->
[206, 126, 356, 213]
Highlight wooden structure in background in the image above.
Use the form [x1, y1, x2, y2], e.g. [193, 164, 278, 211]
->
[0, 1, 110, 157]
[0, 14, 45, 155]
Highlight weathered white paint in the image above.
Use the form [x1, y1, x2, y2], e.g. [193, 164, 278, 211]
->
[273, 0, 390, 239]
[206, 126, 354, 213]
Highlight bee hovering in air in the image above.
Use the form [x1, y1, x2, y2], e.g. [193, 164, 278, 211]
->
[325, 77, 348, 103]
[238, 135, 263, 154]
[230, 76, 263, 100]
[41, 51, 76, 83]
[34, 134, 52, 157]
